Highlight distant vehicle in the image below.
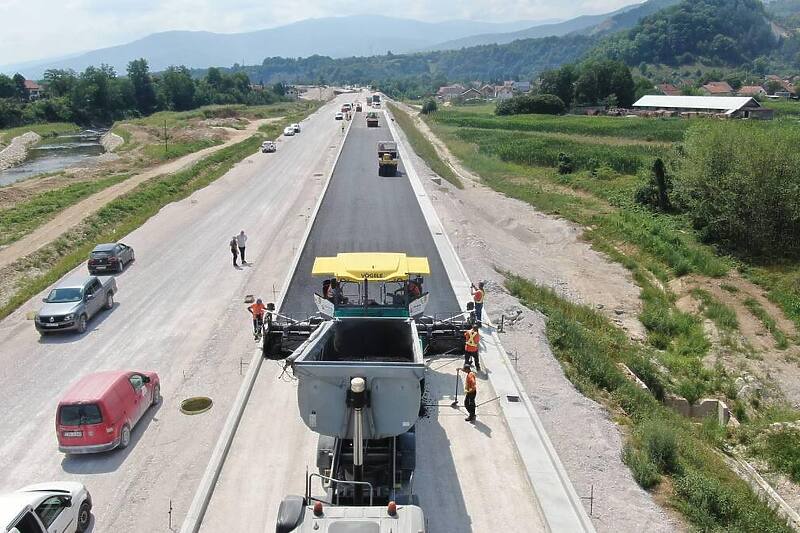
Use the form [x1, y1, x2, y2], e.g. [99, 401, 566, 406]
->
[35, 276, 117, 335]
[56, 370, 161, 454]
[0, 481, 92, 533]
[261, 140, 277, 153]
[341, 103, 352, 113]
[335, 112, 344, 120]
[377, 141, 398, 177]
[366, 111, 379, 128]
[284, 126, 295, 136]
[355, 103, 362, 112]
[88, 242, 134, 274]
[291, 123, 301, 133]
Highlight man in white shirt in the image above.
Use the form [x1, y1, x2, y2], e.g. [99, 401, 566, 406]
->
[236, 230, 248, 264]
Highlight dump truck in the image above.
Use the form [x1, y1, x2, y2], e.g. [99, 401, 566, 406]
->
[266, 253, 471, 532]
[366, 111, 379, 128]
[377, 141, 398, 177]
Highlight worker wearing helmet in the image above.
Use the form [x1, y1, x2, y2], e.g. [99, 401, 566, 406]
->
[463, 364, 477, 423]
[464, 325, 481, 372]
[248, 298, 267, 339]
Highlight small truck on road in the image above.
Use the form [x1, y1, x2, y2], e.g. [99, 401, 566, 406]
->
[35, 276, 117, 334]
[366, 111, 379, 128]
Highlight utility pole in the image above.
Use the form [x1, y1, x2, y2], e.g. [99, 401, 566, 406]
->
[164, 119, 168, 155]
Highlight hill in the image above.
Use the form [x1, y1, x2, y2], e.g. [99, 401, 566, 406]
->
[424, 0, 680, 51]
[0, 16, 540, 79]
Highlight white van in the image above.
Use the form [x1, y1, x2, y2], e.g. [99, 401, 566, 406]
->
[1, 482, 91, 533]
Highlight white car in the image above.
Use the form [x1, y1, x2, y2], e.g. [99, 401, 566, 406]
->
[283, 126, 295, 136]
[0, 481, 92, 533]
[334, 112, 344, 120]
[261, 140, 276, 153]
[291, 123, 301, 133]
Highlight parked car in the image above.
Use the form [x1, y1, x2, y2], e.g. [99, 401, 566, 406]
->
[283, 126, 295, 136]
[261, 140, 276, 153]
[56, 370, 161, 454]
[0, 481, 92, 533]
[87, 242, 134, 274]
[335, 112, 344, 120]
[35, 276, 117, 335]
[291, 123, 301, 133]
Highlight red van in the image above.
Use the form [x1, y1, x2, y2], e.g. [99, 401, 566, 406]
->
[56, 370, 161, 454]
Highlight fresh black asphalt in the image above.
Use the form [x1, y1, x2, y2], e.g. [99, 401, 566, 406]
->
[280, 111, 461, 316]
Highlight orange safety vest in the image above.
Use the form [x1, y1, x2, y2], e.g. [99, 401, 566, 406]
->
[249, 302, 266, 318]
[464, 330, 480, 352]
[465, 371, 477, 394]
[473, 288, 484, 304]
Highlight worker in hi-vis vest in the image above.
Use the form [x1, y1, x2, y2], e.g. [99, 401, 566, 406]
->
[471, 281, 485, 324]
[463, 364, 477, 423]
[464, 325, 481, 372]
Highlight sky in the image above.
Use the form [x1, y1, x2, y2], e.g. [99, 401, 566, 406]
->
[0, 0, 638, 66]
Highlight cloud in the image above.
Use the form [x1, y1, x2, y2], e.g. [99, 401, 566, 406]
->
[0, 0, 638, 66]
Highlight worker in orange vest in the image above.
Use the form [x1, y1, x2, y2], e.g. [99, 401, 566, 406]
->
[463, 364, 477, 423]
[471, 281, 485, 324]
[248, 298, 267, 339]
[464, 325, 481, 372]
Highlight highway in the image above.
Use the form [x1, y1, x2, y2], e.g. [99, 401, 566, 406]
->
[200, 105, 546, 532]
[0, 95, 350, 531]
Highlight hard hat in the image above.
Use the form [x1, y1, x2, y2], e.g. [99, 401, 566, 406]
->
[256, 298, 263, 304]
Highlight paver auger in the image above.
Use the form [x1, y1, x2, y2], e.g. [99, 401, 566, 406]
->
[265, 253, 472, 532]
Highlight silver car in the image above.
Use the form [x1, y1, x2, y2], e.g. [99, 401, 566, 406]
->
[283, 126, 295, 136]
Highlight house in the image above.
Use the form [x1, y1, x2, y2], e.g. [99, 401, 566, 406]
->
[633, 95, 773, 119]
[512, 81, 531, 93]
[495, 86, 514, 100]
[701, 81, 734, 96]
[658, 83, 681, 96]
[765, 75, 795, 95]
[459, 88, 483, 101]
[24, 80, 41, 100]
[479, 84, 496, 99]
[737, 85, 766, 97]
[436, 84, 466, 101]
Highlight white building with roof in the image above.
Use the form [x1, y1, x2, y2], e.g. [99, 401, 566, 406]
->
[632, 95, 773, 119]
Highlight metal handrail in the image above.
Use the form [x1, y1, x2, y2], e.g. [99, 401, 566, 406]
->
[307, 472, 374, 506]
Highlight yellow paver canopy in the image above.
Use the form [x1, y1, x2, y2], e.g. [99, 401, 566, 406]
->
[312, 253, 430, 282]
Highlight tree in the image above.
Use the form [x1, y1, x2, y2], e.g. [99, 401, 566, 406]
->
[496, 94, 565, 115]
[538, 65, 575, 108]
[635, 158, 672, 212]
[12, 73, 26, 100]
[127, 59, 157, 114]
[0, 74, 15, 98]
[158, 66, 195, 111]
[765, 80, 785, 95]
[43, 69, 77, 97]
[421, 99, 438, 114]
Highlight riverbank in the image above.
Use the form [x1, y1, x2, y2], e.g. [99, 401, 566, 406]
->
[0, 132, 42, 171]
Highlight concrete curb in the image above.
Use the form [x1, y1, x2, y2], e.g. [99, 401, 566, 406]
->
[385, 101, 595, 532]
[179, 100, 353, 533]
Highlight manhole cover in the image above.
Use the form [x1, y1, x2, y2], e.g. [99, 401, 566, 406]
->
[506, 395, 521, 403]
[180, 397, 213, 415]
[313, 173, 324, 177]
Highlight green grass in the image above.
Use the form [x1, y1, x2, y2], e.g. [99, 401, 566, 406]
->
[743, 297, 790, 349]
[430, 109, 690, 142]
[762, 100, 800, 118]
[0, 123, 79, 145]
[691, 289, 739, 332]
[0, 135, 262, 320]
[753, 429, 800, 482]
[110, 125, 134, 152]
[0, 174, 129, 246]
[506, 274, 791, 532]
[744, 265, 800, 333]
[258, 100, 323, 140]
[142, 138, 221, 162]
[388, 103, 463, 189]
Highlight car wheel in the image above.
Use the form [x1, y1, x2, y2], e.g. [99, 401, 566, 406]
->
[76, 501, 92, 533]
[117, 260, 124, 273]
[130, 251, 135, 263]
[77, 315, 88, 334]
[152, 384, 161, 406]
[119, 424, 131, 449]
[105, 293, 114, 310]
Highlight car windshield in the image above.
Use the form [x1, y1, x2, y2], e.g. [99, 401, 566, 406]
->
[46, 288, 82, 303]
[59, 404, 103, 425]
[91, 251, 111, 257]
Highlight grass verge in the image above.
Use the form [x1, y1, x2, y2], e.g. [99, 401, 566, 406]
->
[387, 103, 463, 189]
[505, 274, 791, 532]
[0, 174, 129, 246]
[0, 123, 79, 145]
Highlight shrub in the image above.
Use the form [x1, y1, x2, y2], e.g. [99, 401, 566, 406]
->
[635, 158, 672, 211]
[495, 93, 566, 116]
[623, 444, 661, 489]
[421, 99, 438, 115]
[557, 152, 574, 174]
[642, 420, 681, 474]
[676, 121, 800, 258]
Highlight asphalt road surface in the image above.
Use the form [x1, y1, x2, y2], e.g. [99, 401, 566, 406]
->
[0, 95, 351, 531]
[281, 111, 461, 317]
[201, 105, 545, 532]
